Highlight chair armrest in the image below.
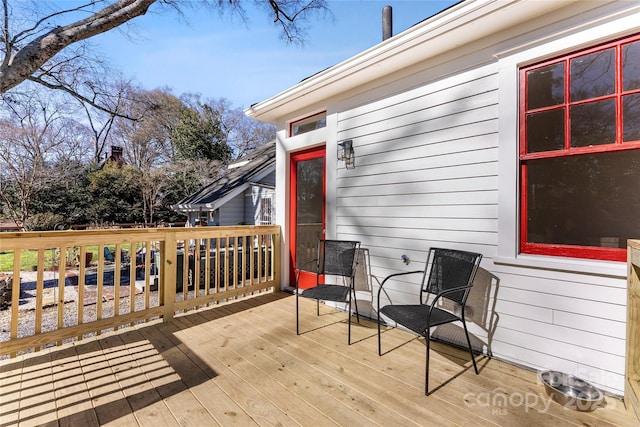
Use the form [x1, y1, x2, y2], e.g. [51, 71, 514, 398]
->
[296, 258, 318, 272]
[294, 258, 319, 289]
[379, 270, 424, 289]
[426, 283, 474, 314]
[432, 283, 473, 300]
[377, 270, 423, 308]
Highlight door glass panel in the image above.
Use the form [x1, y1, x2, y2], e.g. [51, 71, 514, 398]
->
[295, 157, 324, 266]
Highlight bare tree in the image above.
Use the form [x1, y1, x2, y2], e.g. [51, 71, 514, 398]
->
[79, 76, 142, 163]
[0, 0, 329, 104]
[111, 87, 196, 224]
[204, 98, 276, 158]
[114, 87, 182, 169]
[0, 87, 87, 225]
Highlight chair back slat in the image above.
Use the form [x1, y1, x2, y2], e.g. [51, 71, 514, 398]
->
[423, 248, 482, 304]
[319, 240, 360, 278]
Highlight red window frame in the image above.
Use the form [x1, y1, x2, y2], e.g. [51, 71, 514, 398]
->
[519, 33, 640, 262]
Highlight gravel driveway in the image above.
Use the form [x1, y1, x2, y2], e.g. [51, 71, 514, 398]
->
[0, 270, 160, 359]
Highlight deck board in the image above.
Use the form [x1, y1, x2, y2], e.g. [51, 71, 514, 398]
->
[0, 292, 636, 426]
[205, 306, 407, 427]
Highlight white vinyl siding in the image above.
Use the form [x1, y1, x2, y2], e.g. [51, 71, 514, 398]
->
[330, 44, 627, 394]
[264, 0, 635, 397]
[335, 63, 498, 298]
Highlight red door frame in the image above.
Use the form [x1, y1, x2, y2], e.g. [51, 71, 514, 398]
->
[289, 146, 326, 286]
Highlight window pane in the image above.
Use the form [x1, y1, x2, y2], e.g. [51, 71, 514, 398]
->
[526, 150, 640, 248]
[570, 49, 615, 101]
[624, 93, 640, 142]
[570, 99, 616, 147]
[526, 109, 565, 153]
[527, 63, 565, 109]
[623, 41, 640, 91]
[291, 112, 327, 136]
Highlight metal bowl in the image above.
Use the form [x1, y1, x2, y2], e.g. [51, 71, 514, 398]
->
[539, 370, 604, 412]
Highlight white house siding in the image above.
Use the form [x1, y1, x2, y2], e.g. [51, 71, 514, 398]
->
[334, 62, 503, 374]
[327, 6, 635, 395]
[245, 188, 259, 225]
[245, 0, 639, 397]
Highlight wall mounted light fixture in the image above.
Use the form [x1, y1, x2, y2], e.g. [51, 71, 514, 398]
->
[337, 139, 355, 169]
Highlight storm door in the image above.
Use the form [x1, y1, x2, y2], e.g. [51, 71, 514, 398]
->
[289, 147, 326, 288]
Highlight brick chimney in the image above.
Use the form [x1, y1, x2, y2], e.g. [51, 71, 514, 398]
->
[109, 146, 124, 165]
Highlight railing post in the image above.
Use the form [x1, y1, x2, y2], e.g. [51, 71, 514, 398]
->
[274, 228, 281, 290]
[163, 231, 177, 322]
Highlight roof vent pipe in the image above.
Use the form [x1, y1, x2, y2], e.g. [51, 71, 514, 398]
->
[382, 6, 392, 41]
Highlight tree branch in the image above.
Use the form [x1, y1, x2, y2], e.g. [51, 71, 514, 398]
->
[26, 74, 139, 120]
[0, 0, 157, 93]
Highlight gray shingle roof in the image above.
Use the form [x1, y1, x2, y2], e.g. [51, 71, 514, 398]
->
[172, 141, 276, 212]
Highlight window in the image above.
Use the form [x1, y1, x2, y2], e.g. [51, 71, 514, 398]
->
[260, 196, 273, 225]
[289, 111, 326, 137]
[195, 211, 209, 226]
[520, 33, 640, 262]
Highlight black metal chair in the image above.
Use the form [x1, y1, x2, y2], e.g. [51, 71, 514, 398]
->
[296, 239, 361, 344]
[377, 247, 483, 395]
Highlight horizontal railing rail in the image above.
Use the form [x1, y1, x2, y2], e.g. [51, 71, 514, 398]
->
[0, 225, 281, 357]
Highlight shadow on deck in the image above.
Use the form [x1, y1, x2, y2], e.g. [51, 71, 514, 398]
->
[0, 292, 636, 426]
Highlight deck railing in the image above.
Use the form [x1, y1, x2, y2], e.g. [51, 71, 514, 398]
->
[0, 225, 281, 357]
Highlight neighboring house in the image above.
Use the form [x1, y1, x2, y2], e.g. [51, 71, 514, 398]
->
[172, 141, 276, 227]
[245, 1, 639, 396]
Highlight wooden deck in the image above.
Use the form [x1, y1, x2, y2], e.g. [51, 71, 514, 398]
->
[0, 292, 636, 426]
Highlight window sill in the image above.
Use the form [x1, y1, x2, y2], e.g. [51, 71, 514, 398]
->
[494, 254, 627, 278]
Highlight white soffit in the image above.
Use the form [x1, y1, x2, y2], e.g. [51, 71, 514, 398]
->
[245, 0, 578, 123]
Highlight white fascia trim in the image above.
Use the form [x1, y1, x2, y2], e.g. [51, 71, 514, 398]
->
[171, 205, 214, 213]
[245, 0, 575, 123]
[171, 203, 219, 213]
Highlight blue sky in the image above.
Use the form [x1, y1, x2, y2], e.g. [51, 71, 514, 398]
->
[93, 1, 458, 110]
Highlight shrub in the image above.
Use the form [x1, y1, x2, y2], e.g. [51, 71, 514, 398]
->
[23, 213, 66, 231]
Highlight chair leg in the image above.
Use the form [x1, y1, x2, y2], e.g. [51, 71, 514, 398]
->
[425, 333, 431, 396]
[377, 311, 382, 356]
[316, 298, 320, 316]
[352, 289, 360, 323]
[347, 287, 360, 345]
[462, 318, 479, 375]
[296, 290, 300, 335]
[347, 297, 352, 345]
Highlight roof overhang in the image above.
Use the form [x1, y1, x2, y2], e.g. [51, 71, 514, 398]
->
[172, 180, 274, 213]
[171, 182, 251, 213]
[245, 0, 579, 123]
